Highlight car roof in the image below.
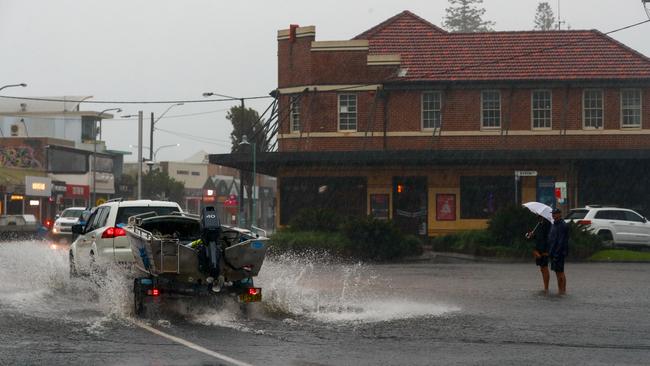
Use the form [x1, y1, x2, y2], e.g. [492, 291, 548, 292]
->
[62, 207, 86, 211]
[99, 199, 181, 208]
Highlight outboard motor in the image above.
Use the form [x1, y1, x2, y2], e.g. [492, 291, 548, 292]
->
[199, 206, 222, 282]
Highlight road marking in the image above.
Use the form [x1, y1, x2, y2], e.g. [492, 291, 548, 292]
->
[133, 320, 254, 366]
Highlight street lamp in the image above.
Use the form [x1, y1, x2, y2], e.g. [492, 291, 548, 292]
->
[0, 83, 27, 92]
[129, 143, 180, 172]
[239, 135, 256, 229]
[92, 108, 121, 207]
[150, 103, 183, 164]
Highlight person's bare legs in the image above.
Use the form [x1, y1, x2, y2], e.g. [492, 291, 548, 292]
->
[540, 266, 550, 294]
[555, 272, 566, 295]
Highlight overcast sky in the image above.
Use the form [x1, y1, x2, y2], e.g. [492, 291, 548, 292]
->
[1, 0, 648, 162]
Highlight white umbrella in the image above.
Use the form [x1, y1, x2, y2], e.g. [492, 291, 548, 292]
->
[522, 201, 553, 223]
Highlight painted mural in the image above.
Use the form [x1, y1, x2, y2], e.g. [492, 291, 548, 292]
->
[0, 146, 43, 169]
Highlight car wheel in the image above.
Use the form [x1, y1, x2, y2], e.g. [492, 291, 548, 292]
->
[133, 279, 145, 317]
[598, 230, 614, 247]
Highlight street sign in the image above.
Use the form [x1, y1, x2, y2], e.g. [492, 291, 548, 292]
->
[515, 170, 538, 177]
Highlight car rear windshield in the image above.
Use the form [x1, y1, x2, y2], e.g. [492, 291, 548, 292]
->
[61, 209, 85, 218]
[566, 209, 588, 220]
[116, 206, 180, 226]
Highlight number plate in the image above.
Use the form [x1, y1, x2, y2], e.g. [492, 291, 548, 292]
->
[239, 293, 262, 303]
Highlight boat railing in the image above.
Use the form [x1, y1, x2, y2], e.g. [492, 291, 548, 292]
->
[128, 223, 181, 275]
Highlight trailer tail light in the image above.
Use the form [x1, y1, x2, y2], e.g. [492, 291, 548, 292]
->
[577, 220, 592, 226]
[102, 227, 126, 238]
[248, 288, 260, 296]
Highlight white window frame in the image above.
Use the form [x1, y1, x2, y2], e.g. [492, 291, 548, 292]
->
[338, 93, 357, 131]
[289, 96, 300, 133]
[582, 89, 604, 129]
[531, 89, 552, 130]
[620, 88, 642, 128]
[481, 90, 501, 129]
[421, 91, 442, 130]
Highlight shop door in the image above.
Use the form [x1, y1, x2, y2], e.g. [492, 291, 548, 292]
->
[393, 176, 427, 236]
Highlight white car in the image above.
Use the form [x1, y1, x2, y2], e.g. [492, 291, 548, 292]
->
[69, 199, 182, 275]
[566, 205, 650, 246]
[51, 207, 87, 240]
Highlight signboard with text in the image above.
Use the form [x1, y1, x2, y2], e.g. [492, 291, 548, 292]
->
[25, 176, 52, 197]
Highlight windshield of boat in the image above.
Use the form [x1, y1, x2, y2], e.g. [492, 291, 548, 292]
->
[61, 209, 85, 219]
[116, 206, 180, 226]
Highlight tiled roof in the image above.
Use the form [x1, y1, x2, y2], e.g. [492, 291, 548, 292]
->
[354, 12, 650, 82]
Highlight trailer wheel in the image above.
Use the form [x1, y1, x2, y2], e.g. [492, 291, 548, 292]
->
[133, 279, 145, 317]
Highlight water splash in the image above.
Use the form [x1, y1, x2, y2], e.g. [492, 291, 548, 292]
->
[256, 252, 458, 324]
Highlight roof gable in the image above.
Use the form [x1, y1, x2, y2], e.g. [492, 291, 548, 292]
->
[353, 10, 447, 41]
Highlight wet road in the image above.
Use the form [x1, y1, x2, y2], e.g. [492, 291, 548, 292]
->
[1, 241, 650, 366]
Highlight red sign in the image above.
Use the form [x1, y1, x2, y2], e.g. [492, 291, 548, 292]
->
[436, 194, 456, 221]
[65, 184, 89, 199]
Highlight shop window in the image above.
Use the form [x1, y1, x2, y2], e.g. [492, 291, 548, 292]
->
[338, 94, 357, 131]
[583, 89, 603, 128]
[422, 91, 441, 129]
[621, 89, 641, 128]
[531, 90, 552, 129]
[460, 176, 514, 219]
[280, 176, 366, 225]
[481, 90, 501, 128]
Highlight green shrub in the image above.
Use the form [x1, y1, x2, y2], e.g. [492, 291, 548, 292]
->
[342, 216, 422, 261]
[269, 230, 350, 255]
[288, 208, 342, 232]
[487, 205, 538, 247]
[567, 222, 603, 260]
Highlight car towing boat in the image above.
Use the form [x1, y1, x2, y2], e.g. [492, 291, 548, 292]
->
[124, 206, 268, 316]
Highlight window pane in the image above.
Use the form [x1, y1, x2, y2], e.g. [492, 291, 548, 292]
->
[482, 91, 500, 128]
[583, 90, 603, 128]
[622, 89, 641, 127]
[532, 90, 552, 128]
[339, 94, 357, 130]
[290, 96, 300, 132]
[422, 92, 441, 129]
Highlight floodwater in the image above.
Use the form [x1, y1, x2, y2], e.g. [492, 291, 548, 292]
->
[1, 240, 649, 365]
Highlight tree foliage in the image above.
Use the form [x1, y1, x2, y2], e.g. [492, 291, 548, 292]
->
[141, 170, 185, 203]
[534, 2, 556, 31]
[443, 0, 495, 32]
[226, 105, 269, 226]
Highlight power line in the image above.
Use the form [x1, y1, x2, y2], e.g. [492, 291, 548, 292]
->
[155, 127, 231, 146]
[117, 108, 229, 121]
[0, 108, 230, 121]
[0, 94, 273, 105]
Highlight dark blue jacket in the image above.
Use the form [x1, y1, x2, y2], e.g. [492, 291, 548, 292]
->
[548, 219, 569, 257]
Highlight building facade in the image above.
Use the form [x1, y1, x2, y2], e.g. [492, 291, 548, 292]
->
[212, 11, 650, 236]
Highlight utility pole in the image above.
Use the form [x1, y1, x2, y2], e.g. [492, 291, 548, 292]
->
[150, 112, 154, 170]
[137, 111, 143, 200]
[238, 98, 246, 227]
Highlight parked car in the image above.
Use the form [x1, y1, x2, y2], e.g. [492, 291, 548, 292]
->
[0, 214, 41, 241]
[566, 205, 650, 246]
[51, 207, 87, 240]
[69, 199, 182, 275]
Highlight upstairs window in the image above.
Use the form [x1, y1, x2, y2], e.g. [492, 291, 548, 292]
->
[481, 90, 501, 128]
[531, 90, 552, 129]
[290, 96, 300, 132]
[583, 89, 603, 128]
[621, 89, 642, 128]
[338, 94, 357, 131]
[422, 91, 442, 129]
[176, 170, 189, 175]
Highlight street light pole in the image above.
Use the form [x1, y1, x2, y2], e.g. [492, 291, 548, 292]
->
[239, 135, 256, 229]
[0, 83, 27, 92]
[91, 108, 121, 207]
[150, 103, 183, 169]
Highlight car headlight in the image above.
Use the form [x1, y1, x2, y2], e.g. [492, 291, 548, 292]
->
[52, 228, 59, 233]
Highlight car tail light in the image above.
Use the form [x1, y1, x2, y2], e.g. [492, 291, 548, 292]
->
[102, 227, 126, 238]
[248, 288, 260, 296]
[44, 220, 53, 229]
[147, 288, 160, 296]
[577, 220, 592, 225]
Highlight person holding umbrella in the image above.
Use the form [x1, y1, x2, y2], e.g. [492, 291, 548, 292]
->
[523, 202, 553, 294]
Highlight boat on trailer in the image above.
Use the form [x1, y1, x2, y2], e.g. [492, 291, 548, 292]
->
[124, 206, 268, 316]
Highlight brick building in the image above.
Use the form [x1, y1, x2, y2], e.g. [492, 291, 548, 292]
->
[211, 11, 650, 236]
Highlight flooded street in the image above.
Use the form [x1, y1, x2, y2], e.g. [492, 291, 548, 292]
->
[1, 241, 650, 366]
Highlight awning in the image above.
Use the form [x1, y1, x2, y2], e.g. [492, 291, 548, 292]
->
[209, 149, 650, 177]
